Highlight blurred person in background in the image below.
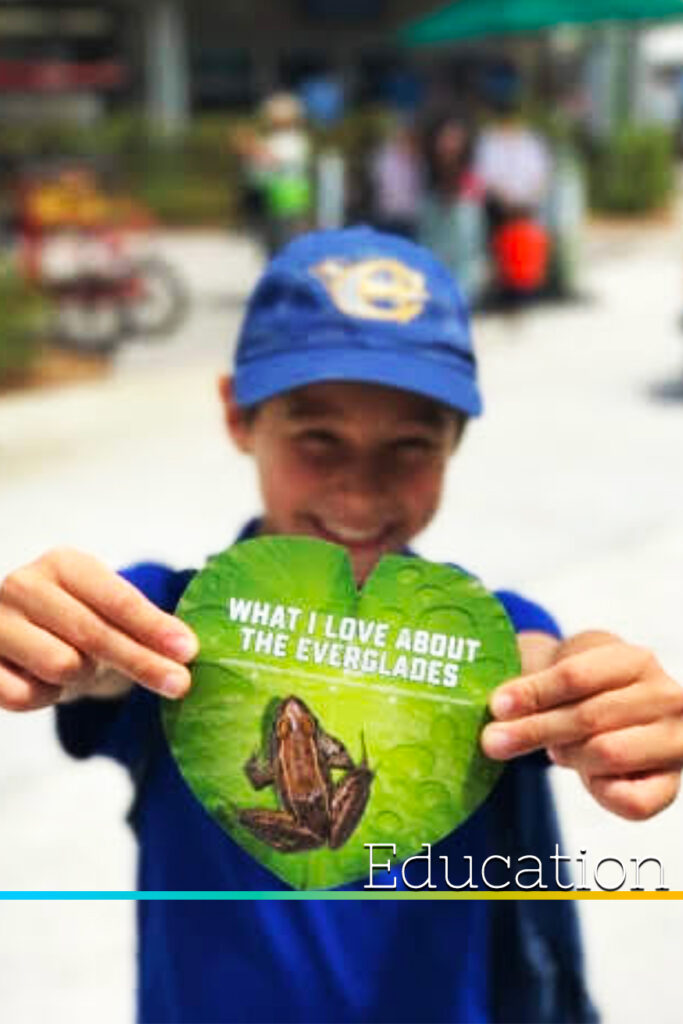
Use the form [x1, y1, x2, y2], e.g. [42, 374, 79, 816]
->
[474, 69, 553, 306]
[418, 112, 488, 306]
[232, 92, 313, 256]
[369, 116, 424, 240]
[474, 77, 552, 235]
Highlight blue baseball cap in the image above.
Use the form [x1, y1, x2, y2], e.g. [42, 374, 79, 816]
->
[233, 226, 482, 417]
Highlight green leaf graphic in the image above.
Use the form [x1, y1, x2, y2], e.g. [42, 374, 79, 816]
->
[163, 536, 520, 890]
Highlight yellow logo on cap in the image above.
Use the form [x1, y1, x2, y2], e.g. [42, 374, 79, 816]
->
[312, 258, 428, 323]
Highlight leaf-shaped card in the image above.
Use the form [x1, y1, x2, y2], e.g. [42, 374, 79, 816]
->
[163, 536, 520, 890]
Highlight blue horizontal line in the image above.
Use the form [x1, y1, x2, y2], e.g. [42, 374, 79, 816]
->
[0, 891, 377, 900]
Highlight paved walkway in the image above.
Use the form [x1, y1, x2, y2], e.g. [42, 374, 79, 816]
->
[1, 224, 683, 1022]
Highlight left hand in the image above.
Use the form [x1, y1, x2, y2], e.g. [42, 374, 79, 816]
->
[481, 638, 683, 820]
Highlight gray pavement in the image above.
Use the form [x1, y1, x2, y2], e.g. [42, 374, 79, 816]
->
[1, 224, 683, 1023]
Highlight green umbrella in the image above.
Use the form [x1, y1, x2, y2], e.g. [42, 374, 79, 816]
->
[399, 0, 683, 45]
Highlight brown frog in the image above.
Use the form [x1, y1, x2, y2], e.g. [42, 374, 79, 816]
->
[238, 696, 373, 853]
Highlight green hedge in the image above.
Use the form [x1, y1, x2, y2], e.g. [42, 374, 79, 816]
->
[0, 111, 390, 228]
[2, 110, 678, 225]
[0, 264, 49, 384]
[0, 114, 239, 227]
[588, 124, 676, 215]
[106, 116, 239, 226]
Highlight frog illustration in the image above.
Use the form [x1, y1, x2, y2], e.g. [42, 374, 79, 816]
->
[237, 696, 373, 853]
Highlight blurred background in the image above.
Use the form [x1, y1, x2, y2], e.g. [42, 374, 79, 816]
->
[1, 2, 683, 1022]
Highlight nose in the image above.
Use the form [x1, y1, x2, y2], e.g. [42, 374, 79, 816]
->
[331, 454, 390, 522]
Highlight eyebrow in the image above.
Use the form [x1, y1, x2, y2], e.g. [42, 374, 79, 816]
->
[409, 404, 453, 430]
[284, 395, 343, 419]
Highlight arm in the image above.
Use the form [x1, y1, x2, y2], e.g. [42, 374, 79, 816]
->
[0, 548, 198, 712]
[482, 630, 683, 820]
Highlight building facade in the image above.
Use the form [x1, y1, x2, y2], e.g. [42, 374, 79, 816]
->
[0, 0, 452, 126]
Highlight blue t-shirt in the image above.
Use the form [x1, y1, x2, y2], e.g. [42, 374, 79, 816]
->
[56, 540, 596, 1024]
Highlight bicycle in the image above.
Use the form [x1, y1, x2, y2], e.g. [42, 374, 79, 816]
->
[17, 167, 189, 355]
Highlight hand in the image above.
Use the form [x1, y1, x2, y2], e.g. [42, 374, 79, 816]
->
[0, 548, 198, 712]
[481, 639, 683, 820]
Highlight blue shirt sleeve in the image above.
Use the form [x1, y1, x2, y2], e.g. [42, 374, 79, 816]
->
[494, 589, 562, 639]
[55, 563, 195, 769]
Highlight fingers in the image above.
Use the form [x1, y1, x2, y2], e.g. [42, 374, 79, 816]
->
[548, 720, 683, 777]
[13, 579, 193, 699]
[44, 549, 198, 661]
[483, 678, 683, 760]
[481, 637, 683, 821]
[472, 627, 683, 827]
[0, 549, 199, 702]
[482, 642, 683, 765]
[490, 643, 653, 720]
[0, 660, 62, 712]
[0, 607, 85, 687]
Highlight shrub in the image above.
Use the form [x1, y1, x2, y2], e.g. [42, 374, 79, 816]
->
[132, 165, 236, 226]
[588, 124, 676, 215]
[0, 262, 49, 384]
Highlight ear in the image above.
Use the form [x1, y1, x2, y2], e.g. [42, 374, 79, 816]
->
[451, 414, 468, 453]
[218, 375, 253, 453]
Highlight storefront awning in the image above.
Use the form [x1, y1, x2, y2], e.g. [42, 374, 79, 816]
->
[398, 0, 683, 46]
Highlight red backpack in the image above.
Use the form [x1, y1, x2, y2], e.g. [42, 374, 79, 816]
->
[493, 218, 550, 292]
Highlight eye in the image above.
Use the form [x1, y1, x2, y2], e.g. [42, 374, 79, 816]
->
[277, 718, 290, 739]
[392, 437, 437, 456]
[300, 717, 315, 737]
[295, 430, 341, 455]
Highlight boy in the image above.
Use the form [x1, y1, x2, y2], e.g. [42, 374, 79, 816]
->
[1, 227, 682, 1023]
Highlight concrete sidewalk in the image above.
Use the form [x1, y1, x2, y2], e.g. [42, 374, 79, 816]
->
[1, 224, 683, 1023]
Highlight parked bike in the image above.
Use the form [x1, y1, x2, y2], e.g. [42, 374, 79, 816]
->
[17, 164, 189, 354]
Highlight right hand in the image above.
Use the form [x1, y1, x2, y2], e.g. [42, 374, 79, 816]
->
[0, 548, 198, 712]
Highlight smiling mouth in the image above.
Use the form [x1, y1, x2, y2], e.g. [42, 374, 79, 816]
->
[305, 515, 395, 551]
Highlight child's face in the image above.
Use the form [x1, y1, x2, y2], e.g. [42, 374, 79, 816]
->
[220, 378, 463, 584]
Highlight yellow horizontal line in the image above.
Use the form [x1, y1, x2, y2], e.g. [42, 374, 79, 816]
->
[400, 891, 683, 899]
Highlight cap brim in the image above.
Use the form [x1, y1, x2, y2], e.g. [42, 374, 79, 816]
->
[234, 348, 482, 417]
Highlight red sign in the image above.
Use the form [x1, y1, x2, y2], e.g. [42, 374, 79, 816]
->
[0, 59, 126, 91]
